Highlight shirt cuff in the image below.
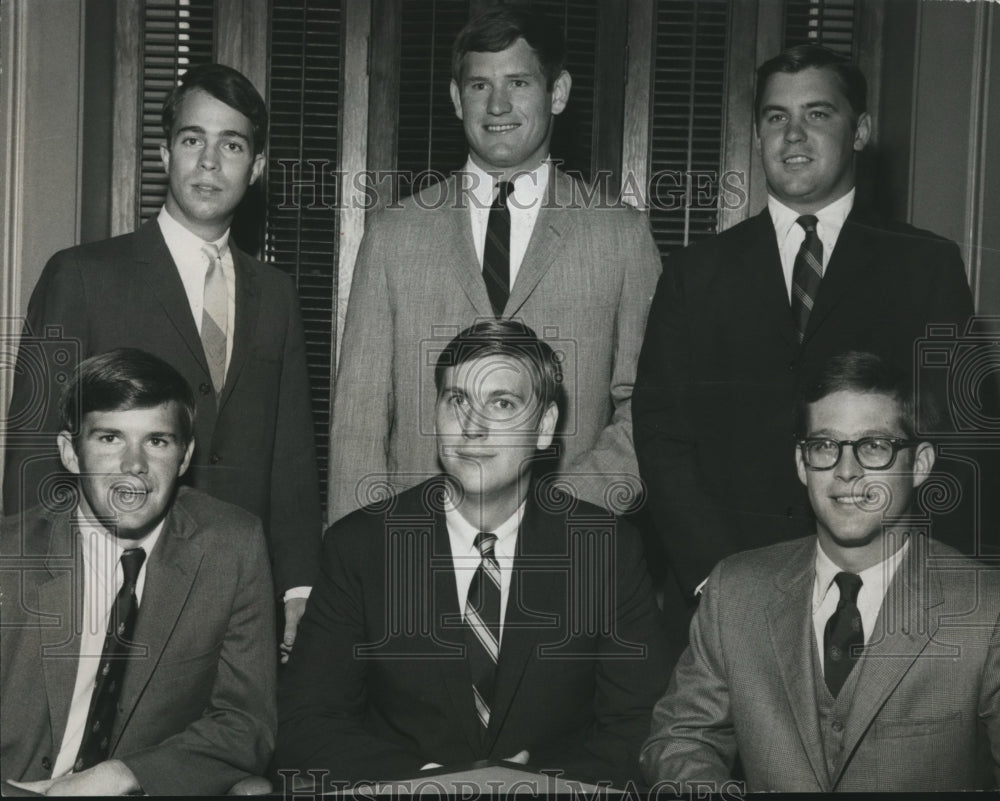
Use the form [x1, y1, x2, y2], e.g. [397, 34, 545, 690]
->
[694, 576, 709, 597]
[283, 586, 312, 602]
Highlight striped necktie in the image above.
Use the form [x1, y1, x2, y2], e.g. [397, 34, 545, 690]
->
[791, 214, 823, 342]
[824, 571, 864, 697]
[74, 548, 146, 770]
[482, 182, 513, 318]
[201, 243, 228, 395]
[464, 532, 501, 733]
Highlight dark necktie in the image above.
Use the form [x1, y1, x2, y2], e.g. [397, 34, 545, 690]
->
[74, 547, 147, 771]
[791, 214, 823, 342]
[201, 243, 228, 395]
[482, 182, 513, 318]
[823, 571, 863, 697]
[464, 532, 501, 733]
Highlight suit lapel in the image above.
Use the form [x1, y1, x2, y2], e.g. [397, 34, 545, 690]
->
[741, 210, 798, 346]
[505, 169, 576, 318]
[38, 513, 84, 755]
[112, 500, 204, 751]
[766, 539, 830, 790]
[135, 219, 210, 375]
[802, 210, 875, 344]
[483, 493, 562, 751]
[832, 535, 943, 787]
[219, 246, 260, 409]
[439, 174, 495, 319]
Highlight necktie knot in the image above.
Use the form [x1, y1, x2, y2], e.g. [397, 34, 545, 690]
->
[494, 181, 513, 208]
[834, 571, 863, 606]
[201, 242, 221, 265]
[474, 532, 498, 559]
[796, 214, 819, 235]
[120, 548, 146, 591]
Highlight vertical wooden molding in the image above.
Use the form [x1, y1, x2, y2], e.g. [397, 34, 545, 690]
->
[366, 0, 401, 185]
[855, 0, 885, 145]
[748, 1, 783, 217]
[593, 3, 626, 195]
[964, 0, 990, 309]
[216, 0, 269, 97]
[110, 0, 141, 236]
[718, 0, 759, 232]
[621, 0, 653, 210]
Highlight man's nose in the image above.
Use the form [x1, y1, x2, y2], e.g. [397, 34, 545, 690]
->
[460, 406, 489, 439]
[833, 445, 863, 482]
[199, 143, 221, 170]
[784, 117, 806, 143]
[487, 86, 512, 115]
[120, 443, 149, 475]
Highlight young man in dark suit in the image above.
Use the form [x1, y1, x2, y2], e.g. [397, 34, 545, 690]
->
[640, 351, 1000, 792]
[1, 349, 275, 796]
[3, 64, 321, 653]
[277, 320, 668, 789]
[633, 44, 974, 623]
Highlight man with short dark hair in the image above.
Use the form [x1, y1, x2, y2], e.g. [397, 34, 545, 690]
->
[278, 320, 667, 789]
[4, 63, 321, 653]
[633, 44, 974, 627]
[329, 6, 661, 524]
[1, 349, 276, 796]
[640, 350, 1000, 792]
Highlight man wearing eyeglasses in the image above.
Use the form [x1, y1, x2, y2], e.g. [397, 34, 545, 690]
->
[640, 350, 1000, 792]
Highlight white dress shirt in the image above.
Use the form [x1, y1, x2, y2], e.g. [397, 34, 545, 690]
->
[812, 536, 910, 676]
[157, 207, 235, 372]
[51, 516, 164, 778]
[463, 158, 550, 289]
[768, 188, 855, 301]
[445, 500, 525, 642]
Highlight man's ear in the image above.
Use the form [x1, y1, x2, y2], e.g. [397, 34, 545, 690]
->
[795, 444, 808, 487]
[550, 71, 571, 116]
[57, 431, 80, 475]
[178, 438, 195, 478]
[535, 403, 558, 451]
[853, 112, 872, 152]
[450, 80, 464, 121]
[159, 142, 171, 174]
[249, 152, 265, 186]
[911, 441, 936, 488]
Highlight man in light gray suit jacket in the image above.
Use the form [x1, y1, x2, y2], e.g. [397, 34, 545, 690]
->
[640, 351, 1000, 792]
[330, 7, 661, 523]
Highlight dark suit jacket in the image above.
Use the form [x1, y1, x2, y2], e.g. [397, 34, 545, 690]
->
[633, 207, 974, 596]
[640, 535, 1000, 791]
[0, 488, 277, 795]
[3, 218, 321, 592]
[275, 478, 669, 788]
[329, 169, 662, 522]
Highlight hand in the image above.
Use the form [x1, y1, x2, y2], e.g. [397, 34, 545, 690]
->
[281, 597, 308, 663]
[504, 750, 530, 765]
[9, 760, 139, 796]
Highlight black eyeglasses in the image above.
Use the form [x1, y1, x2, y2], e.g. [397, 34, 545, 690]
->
[797, 437, 917, 470]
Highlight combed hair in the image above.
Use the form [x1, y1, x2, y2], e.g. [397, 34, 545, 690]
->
[754, 43, 867, 122]
[452, 6, 566, 89]
[60, 348, 197, 444]
[162, 63, 268, 155]
[795, 350, 926, 439]
[434, 319, 563, 414]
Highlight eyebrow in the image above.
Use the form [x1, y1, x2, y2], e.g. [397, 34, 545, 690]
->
[174, 124, 251, 143]
[464, 71, 535, 83]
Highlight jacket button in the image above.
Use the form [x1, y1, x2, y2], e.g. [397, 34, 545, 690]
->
[831, 719, 844, 733]
[785, 506, 794, 517]
[41, 756, 52, 770]
[786, 360, 796, 371]
[211, 453, 222, 464]
[199, 382, 212, 395]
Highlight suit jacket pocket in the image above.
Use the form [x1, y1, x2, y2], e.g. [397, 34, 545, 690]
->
[872, 711, 961, 739]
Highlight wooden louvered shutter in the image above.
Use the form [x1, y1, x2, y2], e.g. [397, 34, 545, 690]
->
[137, 0, 215, 226]
[646, 0, 729, 256]
[783, 0, 856, 55]
[265, 0, 343, 510]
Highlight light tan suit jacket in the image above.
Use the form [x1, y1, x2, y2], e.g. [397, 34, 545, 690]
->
[330, 169, 662, 522]
[640, 535, 1000, 792]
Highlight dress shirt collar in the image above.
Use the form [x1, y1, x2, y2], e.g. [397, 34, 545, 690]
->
[76, 508, 165, 601]
[461, 157, 551, 211]
[444, 496, 525, 558]
[812, 534, 909, 617]
[768, 188, 855, 247]
[157, 206, 230, 263]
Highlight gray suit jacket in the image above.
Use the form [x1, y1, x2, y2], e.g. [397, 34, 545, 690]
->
[640, 535, 1000, 792]
[329, 169, 662, 522]
[0, 488, 277, 795]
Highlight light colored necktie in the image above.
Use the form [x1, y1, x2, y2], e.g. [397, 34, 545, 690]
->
[201, 243, 228, 394]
